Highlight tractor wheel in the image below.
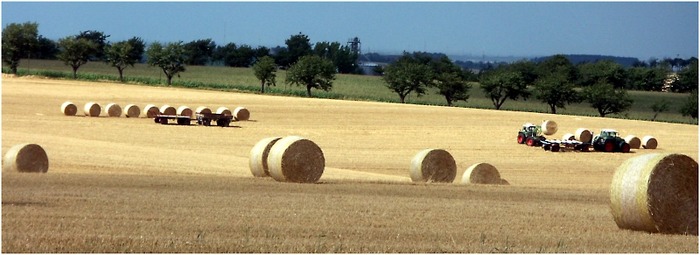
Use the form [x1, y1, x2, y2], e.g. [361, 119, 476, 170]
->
[604, 140, 615, 152]
[526, 137, 536, 147]
[517, 133, 526, 144]
[551, 144, 561, 152]
[543, 144, 551, 151]
[620, 142, 631, 153]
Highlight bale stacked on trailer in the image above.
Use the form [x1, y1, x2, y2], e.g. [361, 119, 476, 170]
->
[624, 135, 641, 149]
[216, 107, 232, 116]
[3, 143, 49, 173]
[160, 105, 176, 115]
[124, 104, 140, 118]
[575, 128, 592, 143]
[610, 153, 697, 235]
[61, 101, 77, 116]
[409, 149, 457, 183]
[461, 162, 508, 185]
[541, 120, 558, 136]
[143, 104, 160, 118]
[105, 103, 122, 117]
[267, 136, 325, 183]
[249, 137, 283, 177]
[562, 133, 575, 141]
[83, 102, 101, 117]
[177, 106, 193, 118]
[234, 106, 250, 121]
[196, 106, 212, 115]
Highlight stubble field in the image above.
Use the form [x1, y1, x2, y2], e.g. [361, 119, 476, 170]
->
[2, 76, 698, 253]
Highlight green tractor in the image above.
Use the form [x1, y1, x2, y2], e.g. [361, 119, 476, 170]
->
[591, 129, 631, 153]
[517, 123, 545, 146]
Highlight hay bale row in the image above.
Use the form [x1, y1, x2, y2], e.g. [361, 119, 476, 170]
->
[105, 103, 122, 117]
[249, 136, 325, 183]
[124, 104, 140, 118]
[63, 101, 251, 120]
[410, 149, 457, 183]
[624, 135, 641, 149]
[61, 101, 78, 116]
[3, 143, 48, 173]
[642, 136, 658, 149]
[610, 153, 697, 235]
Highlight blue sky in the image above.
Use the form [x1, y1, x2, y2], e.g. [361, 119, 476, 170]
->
[1, 1, 698, 60]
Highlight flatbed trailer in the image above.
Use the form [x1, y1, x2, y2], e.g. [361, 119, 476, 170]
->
[153, 113, 234, 127]
[539, 139, 591, 152]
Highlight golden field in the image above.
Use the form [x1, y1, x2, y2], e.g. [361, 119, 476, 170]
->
[2, 76, 698, 253]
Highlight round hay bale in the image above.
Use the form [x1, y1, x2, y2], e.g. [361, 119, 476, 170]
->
[610, 153, 698, 235]
[562, 133, 575, 141]
[195, 106, 212, 115]
[143, 104, 160, 118]
[61, 101, 77, 116]
[123, 104, 140, 118]
[160, 105, 176, 115]
[177, 106, 193, 117]
[2, 143, 49, 173]
[83, 102, 101, 117]
[624, 135, 642, 149]
[216, 107, 232, 116]
[249, 137, 283, 177]
[267, 136, 325, 183]
[575, 128, 592, 143]
[541, 120, 558, 136]
[461, 162, 504, 185]
[105, 103, 122, 117]
[409, 149, 457, 183]
[642, 136, 658, 149]
[233, 106, 250, 121]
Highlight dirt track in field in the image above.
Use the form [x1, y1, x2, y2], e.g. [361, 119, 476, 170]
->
[2, 76, 698, 253]
[2, 76, 697, 189]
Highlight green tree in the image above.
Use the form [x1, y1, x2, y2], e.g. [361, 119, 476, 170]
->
[582, 82, 633, 117]
[283, 32, 312, 67]
[104, 37, 145, 82]
[56, 36, 98, 79]
[252, 56, 277, 93]
[430, 56, 471, 106]
[286, 55, 336, 97]
[576, 60, 627, 88]
[650, 100, 670, 121]
[672, 59, 698, 93]
[626, 66, 668, 91]
[35, 35, 58, 59]
[183, 39, 215, 65]
[2, 22, 39, 75]
[679, 89, 698, 119]
[382, 56, 433, 103]
[533, 74, 581, 114]
[505, 60, 538, 85]
[313, 41, 359, 74]
[76, 30, 109, 60]
[146, 41, 186, 86]
[480, 69, 530, 110]
[535, 54, 577, 82]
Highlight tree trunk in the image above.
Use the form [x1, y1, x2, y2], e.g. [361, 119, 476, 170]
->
[550, 104, 557, 114]
[118, 67, 124, 82]
[71, 65, 79, 79]
[10, 62, 18, 75]
[306, 85, 312, 97]
[399, 94, 406, 103]
[260, 80, 265, 93]
[166, 75, 173, 86]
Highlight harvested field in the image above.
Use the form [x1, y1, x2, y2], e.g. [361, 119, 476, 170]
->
[2, 77, 698, 253]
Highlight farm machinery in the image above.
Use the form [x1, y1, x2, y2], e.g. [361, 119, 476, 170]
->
[516, 121, 630, 153]
[154, 112, 234, 127]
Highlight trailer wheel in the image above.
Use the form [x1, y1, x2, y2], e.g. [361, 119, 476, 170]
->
[551, 144, 560, 152]
[159, 117, 168, 125]
[543, 144, 551, 151]
[203, 119, 211, 126]
[177, 118, 189, 125]
[517, 133, 526, 144]
[579, 145, 590, 152]
[154, 117, 160, 123]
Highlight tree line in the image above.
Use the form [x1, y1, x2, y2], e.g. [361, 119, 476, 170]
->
[2, 22, 697, 120]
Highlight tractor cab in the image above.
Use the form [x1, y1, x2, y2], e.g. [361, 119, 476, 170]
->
[598, 129, 619, 138]
[521, 123, 541, 136]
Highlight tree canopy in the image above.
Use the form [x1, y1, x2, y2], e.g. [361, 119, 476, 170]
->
[2, 22, 39, 74]
[533, 73, 581, 114]
[581, 82, 633, 117]
[146, 41, 187, 86]
[252, 56, 277, 93]
[57, 36, 98, 79]
[480, 69, 530, 110]
[104, 37, 145, 82]
[382, 54, 433, 103]
[285, 55, 336, 97]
